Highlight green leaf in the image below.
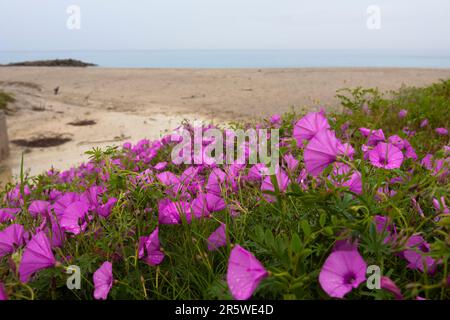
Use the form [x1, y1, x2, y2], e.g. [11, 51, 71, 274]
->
[301, 220, 311, 238]
[265, 229, 275, 247]
[319, 212, 327, 227]
[291, 233, 302, 253]
[323, 227, 334, 236]
[255, 225, 265, 242]
[290, 183, 303, 194]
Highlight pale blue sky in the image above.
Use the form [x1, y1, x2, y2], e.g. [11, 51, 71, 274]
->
[0, 0, 449, 51]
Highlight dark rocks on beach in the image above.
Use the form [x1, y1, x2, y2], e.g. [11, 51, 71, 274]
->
[11, 136, 72, 148]
[1, 59, 96, 67]
[67, 120, 97, 126]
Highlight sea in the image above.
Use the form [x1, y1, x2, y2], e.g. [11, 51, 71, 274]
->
[1, 50, 450, 68]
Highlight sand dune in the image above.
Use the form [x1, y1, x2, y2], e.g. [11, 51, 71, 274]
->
[0, 67, 449, 179]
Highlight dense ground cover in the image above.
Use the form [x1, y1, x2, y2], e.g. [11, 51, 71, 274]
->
[0, 80, 449, 300]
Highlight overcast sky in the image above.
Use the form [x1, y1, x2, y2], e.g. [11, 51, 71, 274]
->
[1, 0, 449, 51]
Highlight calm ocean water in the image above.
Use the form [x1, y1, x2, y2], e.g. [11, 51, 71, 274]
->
[1, 50, 450, 68]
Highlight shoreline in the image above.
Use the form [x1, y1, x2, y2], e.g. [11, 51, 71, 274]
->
[1, 67, 449, 178]
[3, 65, 450, 69]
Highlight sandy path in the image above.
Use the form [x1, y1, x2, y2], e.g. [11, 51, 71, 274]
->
[0, 67, 449, 179]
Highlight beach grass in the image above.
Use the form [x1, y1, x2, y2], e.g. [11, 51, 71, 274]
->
[0, 91, 15, 111]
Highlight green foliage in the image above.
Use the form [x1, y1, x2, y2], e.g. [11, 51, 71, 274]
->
[0, 91, 15, 110]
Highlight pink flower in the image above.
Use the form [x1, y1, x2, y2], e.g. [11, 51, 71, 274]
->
[0, 208, 20, 223]
[246, 164, 269, 182]
[80, 186, 101, 210]
[206, 168, 227, 196]
[361, 144, 371, 160]
[387, 136, 417, 160]
[331, 163, 362, 195]
[227, 245, 268, 300]
[28, 200, 50, 218]
[261, 168, 290, 202]
[432, 158, 449, 178]
[381, 276, 403, 300]
[426, 157, 448, 177]
[367, 129, 386, 146]
[432, 197, 449, 214]
[340, 170, 362, 195]
[97, 198, 118, 218]
[52, 192, 79, 219]
[337, 142, 355, 160]
[376, 186, 397, 201]
[0, 224, 26, 258]
[19, 232, 56, 283]
[360, 128, 385, 146]
[156, 171, 180, 186]
[373, 215, 397, 243]
[411, 198, 424, 218]
[388, 135, 404, 150]
[0, 283, 7, 300]
[180, 166, 202, 188]
[319, 247, 367, 298]
[154, 162, 168, 171]
[296, 169, 309, 190]
[269, 114, 281, 126]
[207, 223, 227, 251]
[421, 154, 433, 170]
[368, 143, 403, 169]
[304, 129, 341, 176]
[398, 109, 407, 118]
[60, 201, 89, 235]
[333, 238, 359, 252]
[191, 193, 226, 218]
[420, 119, 429, 128]
[283, 153, 299, 172]
[5, 185, 30, 207]
[435, 128, 448, 135]
[49, 217, 65, 248]
[403, 235, 436, 273]
[138, 227, 164, 266]
[403, 140, 417, 160]
[158, 199, 191, 224]
[341, 121, 350, 134]
[293, 111, 330, 146]
[402, 127, 416, 137]
[0, 282, 8, 301]
[93, 261, 113, 300]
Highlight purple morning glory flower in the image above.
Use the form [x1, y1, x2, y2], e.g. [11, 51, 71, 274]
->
[319, 247, 367, 298]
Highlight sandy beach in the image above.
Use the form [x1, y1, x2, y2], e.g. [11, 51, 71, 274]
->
[0, 67, 449, 179]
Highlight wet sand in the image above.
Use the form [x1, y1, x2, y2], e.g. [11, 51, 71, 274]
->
[0, 67, 449, 179]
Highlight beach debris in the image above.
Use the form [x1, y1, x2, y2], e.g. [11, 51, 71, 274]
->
[11, 134, 72, 148]
[2, 59, 96, 67]
[31, 105, 46, 112]
[181, 94, 205, 100]
[0, 81, 41, 91]
[67, 120, 97, 126]
[77, 134, 130, 146]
